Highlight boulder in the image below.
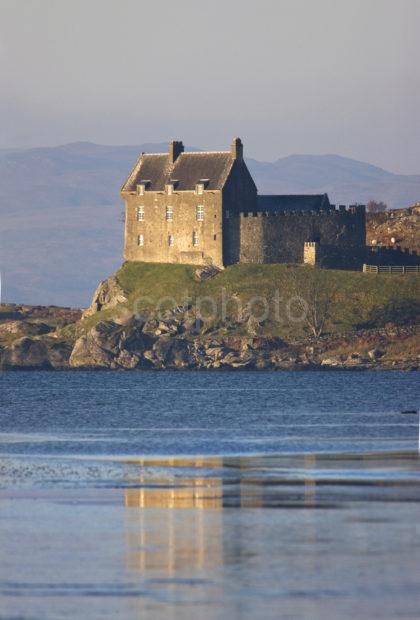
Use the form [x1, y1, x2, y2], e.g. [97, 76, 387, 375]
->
[180, 317, 204, 334]
[69, 318, 152, 369]
[150, 337, 192, 368]
[245, 316, 262, 336]
[82, 275, 127, 318]
[368, 348, 384, 359]
[194, 265, 221, 281]
[320, 357, 342, 367]
[69, 334, 115, 368]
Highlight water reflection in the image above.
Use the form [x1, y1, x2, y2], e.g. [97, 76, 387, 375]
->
[123, 453, 420, 577]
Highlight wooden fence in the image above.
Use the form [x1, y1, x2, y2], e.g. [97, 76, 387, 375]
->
[363, 264, 420, 274]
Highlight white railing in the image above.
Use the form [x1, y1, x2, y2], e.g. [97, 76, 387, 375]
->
[363, 264, 420, 274]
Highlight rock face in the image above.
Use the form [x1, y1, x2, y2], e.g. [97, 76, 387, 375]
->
[82, 275, 127, 318]
[0, 320, 52, 338]
[0, 337, 72, 369]
[0, 303, 82, 369]
[70, 318, 153, 369]
[367, 206, 420, 252]
[1, 299, 418, 371]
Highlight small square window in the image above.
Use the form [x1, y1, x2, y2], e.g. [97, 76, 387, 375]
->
[168, 234, 174, 247]
[214, 234, 217, 241]
[166, 206, 173, 221]
[192, 231, 199, 246]
[196, 205, 204, 221]
[137, 206, 144, 221]
[225, 210, 230, 219]
[137, 234, 144, 246]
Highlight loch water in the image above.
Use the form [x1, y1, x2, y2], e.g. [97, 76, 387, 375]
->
[0, 370, 419, 619]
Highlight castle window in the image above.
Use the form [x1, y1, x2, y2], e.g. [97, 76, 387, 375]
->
[225, 210, 230, 219]
[137, 234, 144, 246]
[196, 205, 204, 221]
[192, 231, 199, 246]
[137, 206, 144, 221]
[166, 206, 173, 221]
[168, 234, 174, 247]
[136, 184, 145, 196]
[196, 180, 208, 194]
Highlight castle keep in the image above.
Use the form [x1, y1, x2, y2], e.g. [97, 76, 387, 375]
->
[121, 138, 366, 269]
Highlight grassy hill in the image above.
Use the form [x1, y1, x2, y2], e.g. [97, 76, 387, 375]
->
[83, 262, 420, 340]
[1, 262, 419, 370]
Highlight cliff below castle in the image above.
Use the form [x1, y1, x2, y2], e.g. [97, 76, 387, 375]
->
[0, 263, 419, 371]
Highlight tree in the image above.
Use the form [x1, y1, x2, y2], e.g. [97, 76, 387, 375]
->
[367, 200, 388, 213]
[289, 267, 337, 339]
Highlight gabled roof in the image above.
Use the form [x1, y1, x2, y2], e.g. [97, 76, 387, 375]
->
[257, 194, 331, 212]
[122, 150, 234, 192]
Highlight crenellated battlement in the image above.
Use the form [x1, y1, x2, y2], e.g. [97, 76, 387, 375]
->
[239, 204, 365, 219]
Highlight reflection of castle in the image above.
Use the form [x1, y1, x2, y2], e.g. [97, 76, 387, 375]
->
[124, 458, 224, 575]
[124, 458, 223, 510]
[123, 456, 318, 576]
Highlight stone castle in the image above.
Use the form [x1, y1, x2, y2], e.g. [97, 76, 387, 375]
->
[121, 138, 415, 269]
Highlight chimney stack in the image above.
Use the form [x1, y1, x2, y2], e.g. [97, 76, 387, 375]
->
[231, 137, 243, 160]
[169, 140, 184, 164]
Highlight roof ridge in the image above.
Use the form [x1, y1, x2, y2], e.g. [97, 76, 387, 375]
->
[180, 150, 231, 156]
[259, 194, 326, 198]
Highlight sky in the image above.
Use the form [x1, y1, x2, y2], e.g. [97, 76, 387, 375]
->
[0, 0, 419, 174]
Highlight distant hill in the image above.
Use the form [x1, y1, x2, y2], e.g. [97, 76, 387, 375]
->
[1, 142, 419, 306]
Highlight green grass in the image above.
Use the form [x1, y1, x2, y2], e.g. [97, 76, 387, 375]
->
[101, 261, 420, 338]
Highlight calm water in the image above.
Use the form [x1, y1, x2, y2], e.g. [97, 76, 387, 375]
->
[0, 371, 420, 619]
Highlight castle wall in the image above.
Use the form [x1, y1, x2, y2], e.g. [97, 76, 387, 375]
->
[239, 206, 366, 268]
[366, 245, 420, 266]
[123, 190, 223, 267]
[222, 160, 258, 265]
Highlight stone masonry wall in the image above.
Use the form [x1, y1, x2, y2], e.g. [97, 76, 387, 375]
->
[222, 160, 258, 265]
[239, 206, 366, 268]
[123, 190, 224, 267]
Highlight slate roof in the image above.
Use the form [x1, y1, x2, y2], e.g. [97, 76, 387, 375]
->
[257, 194, 331, 213]
[122, 151, 234, 192]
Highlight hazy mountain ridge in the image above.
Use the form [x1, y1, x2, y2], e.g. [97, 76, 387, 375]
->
[0, 142, 419, 306]
[2, 142, 419, 209]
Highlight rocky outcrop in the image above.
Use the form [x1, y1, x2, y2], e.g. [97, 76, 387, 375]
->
[194, 265, 222, 281]
[0, 336, 72, 369]
[367, 206, 420, 252]
[82, 275, 127, 318]
[0, 320, 52, 338]
[0, 303, 82, 369]
[70, 317, 153, 369]
[0, 303, 81, 326]
[1, 299, 418, 371]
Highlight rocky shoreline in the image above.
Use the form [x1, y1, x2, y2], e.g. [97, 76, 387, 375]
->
[0, 302, 418, 371]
